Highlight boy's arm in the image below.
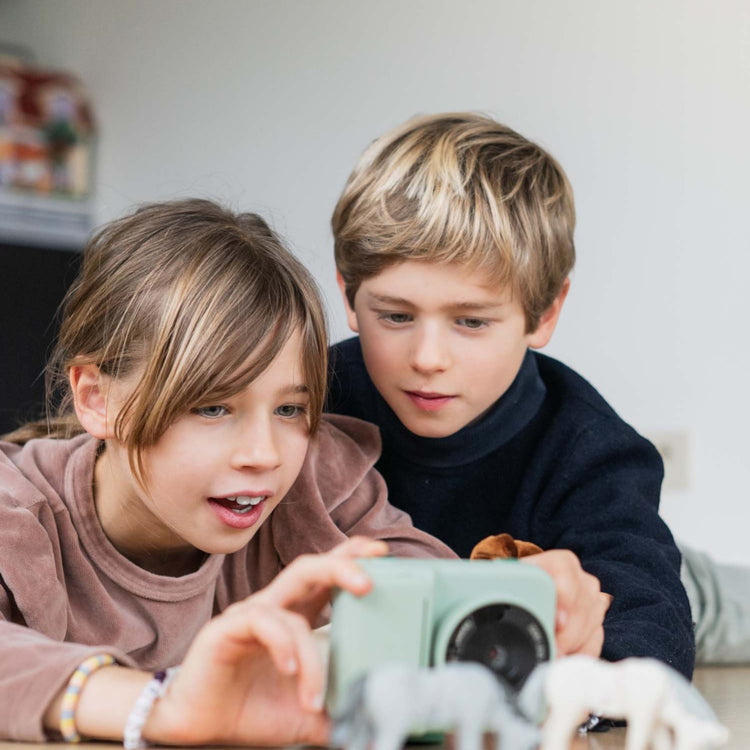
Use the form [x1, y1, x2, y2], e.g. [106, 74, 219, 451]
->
[530, 418, 695, 679]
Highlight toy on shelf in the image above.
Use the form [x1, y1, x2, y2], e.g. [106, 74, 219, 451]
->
[331, 662, 539, 750]
[0, 56, 95, 248]
[517, 655, 729, 750]
[0, 58, 95, 197]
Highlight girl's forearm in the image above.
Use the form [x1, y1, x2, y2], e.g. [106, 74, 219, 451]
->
[43, 665, 155, 742]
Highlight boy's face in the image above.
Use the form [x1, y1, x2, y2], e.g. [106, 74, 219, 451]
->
[339, 261, 564, 438]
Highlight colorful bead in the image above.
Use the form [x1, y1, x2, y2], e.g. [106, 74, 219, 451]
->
[60, 653, 116, 742]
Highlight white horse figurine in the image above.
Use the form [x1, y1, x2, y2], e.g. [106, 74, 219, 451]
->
[517, 655, 729, 750]
[331, 662, 539, 750]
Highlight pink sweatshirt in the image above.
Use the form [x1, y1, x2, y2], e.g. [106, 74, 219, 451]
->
[0, 414, 455, 741]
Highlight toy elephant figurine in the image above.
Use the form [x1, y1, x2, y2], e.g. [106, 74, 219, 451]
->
[330, 662, 539, 750]
[517, 655, 729, 750]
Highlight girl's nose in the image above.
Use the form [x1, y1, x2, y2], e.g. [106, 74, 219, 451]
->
[230, 417, 281, 471]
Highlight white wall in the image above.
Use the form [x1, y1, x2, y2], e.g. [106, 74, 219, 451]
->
[3, 0, 749, 562]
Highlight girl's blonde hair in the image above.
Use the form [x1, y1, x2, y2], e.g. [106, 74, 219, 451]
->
[5, 199, 328, 480]
[332, 112, 576, 331]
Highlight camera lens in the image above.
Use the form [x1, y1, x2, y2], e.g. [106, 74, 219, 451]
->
[443, 603, 550, 690]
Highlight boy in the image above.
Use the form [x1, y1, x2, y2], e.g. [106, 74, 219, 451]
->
[326, 113, 695, 678]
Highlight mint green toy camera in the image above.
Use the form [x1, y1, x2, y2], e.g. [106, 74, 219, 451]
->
[326, 557, 556, 714]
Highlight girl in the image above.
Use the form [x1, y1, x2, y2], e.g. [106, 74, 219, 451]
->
[0, 199, 452, 745]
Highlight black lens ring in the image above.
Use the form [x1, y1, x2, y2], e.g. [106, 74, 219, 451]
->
[443, 603, 550, 690]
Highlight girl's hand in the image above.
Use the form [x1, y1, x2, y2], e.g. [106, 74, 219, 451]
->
[146, 537, 387, 747]
[520, 549, 611, 657]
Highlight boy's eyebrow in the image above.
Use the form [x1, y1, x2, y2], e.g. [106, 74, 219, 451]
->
[448, 301, 507, 312]
[367, 293, 414, 306]
[367, 292, 506, 312]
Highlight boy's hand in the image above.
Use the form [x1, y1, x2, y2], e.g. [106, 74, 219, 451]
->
[520, 549, 611, 657]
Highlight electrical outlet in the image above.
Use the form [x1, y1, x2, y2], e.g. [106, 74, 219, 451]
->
[645, 430, 692, 492]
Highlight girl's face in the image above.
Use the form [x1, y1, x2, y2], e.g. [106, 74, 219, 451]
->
[97, 329, 312, 561]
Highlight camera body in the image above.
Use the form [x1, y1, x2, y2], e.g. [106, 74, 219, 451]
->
[326, 557, 556, 714]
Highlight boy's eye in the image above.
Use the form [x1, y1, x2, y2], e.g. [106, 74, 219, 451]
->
[193, 405, 228, 419]
[457, 317, 488, 330]
[379, 312, 413, 324]
[275, 404, 307, 418]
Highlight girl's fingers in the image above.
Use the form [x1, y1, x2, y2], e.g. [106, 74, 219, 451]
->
[214, 604, 326, 712]
[204, 602, 307, 675]
[328, 536, 389, 558]
[285, 611, 328, 711]
[253, 542, 387, 609]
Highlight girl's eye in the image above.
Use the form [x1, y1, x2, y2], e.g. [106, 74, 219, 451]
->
[379, 312, 412, 324]
[193, 405, 228, 419]
[275, 404, 307, 419]
[457, 317, 488, 330]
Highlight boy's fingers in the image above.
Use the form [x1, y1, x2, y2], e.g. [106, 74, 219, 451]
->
[555, 581, 610, 656]
[565, 592, 607, 656]
[523, 549, 608, 657]
[578, 622, 606, 658]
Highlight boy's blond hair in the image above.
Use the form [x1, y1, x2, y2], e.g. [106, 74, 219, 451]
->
[332, 112, 576, 331]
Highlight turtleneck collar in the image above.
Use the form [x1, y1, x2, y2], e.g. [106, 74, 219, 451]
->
[375, 349, 546, 468]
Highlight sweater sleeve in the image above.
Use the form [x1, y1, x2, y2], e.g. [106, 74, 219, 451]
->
[530, 417, 695, 678]
[0, 611, 133, 741]
[0, 502, 133, 741]
[271, 414, 457, 565]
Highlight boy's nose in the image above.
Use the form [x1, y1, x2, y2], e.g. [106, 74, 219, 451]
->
[409, 326, 451, 374]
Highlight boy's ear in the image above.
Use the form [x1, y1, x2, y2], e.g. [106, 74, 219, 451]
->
[527, 277, 571, 349]
[336, 270, 360, 333]
[69, 364, 114, 439]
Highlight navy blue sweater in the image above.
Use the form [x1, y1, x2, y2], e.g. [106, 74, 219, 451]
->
[327, 336, 695, 678]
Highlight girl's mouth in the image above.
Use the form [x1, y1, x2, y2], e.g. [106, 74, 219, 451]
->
[208, 495, 268, 529]
[217, 495, 265, 513]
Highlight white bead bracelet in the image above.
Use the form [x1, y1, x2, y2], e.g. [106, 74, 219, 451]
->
[123, 666, 180, 750]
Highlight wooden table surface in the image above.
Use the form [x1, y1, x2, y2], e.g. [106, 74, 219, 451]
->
[1, 666, 747, 750]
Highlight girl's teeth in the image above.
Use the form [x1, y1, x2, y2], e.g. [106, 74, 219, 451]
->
[233, 495, 264, 506]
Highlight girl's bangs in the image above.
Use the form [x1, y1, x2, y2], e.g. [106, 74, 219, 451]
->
[179, 313, 299, 412]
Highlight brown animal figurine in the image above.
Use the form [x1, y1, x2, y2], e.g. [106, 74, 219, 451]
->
[470, 533, 543, 560]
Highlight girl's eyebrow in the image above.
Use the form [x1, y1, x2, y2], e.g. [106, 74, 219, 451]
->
[279, 384, 309, 395]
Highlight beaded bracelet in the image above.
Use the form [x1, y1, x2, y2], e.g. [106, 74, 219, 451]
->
[123, 666, 180, 750]
[60, 653, 117, 742]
